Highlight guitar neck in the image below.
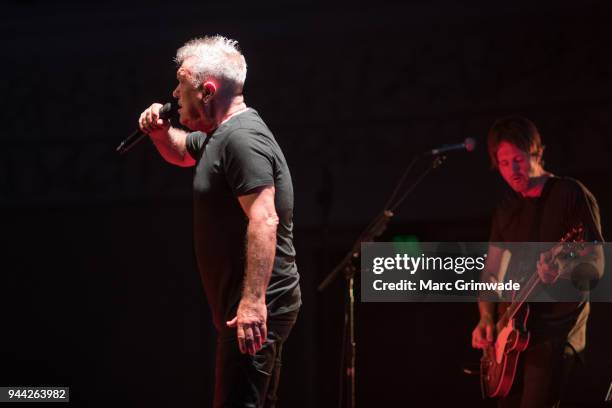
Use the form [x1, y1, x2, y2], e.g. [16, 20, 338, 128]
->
[503, 272, 540, 321]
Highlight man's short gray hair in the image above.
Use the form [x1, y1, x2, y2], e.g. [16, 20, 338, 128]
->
[175, 35, 247, 94]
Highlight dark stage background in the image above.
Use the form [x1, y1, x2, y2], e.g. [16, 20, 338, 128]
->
[2, 1, 612, 407]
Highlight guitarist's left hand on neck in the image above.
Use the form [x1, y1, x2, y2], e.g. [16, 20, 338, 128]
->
[537, 250, 562, 284]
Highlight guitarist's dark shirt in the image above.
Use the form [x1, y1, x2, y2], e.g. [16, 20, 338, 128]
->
[489, 176, 603, 352]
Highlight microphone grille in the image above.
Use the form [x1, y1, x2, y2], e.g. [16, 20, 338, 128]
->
[464, 137, 476, 152]
[159, 102, 177, 120]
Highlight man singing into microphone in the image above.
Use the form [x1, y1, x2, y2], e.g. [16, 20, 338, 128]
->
[138, 35, 301, 408]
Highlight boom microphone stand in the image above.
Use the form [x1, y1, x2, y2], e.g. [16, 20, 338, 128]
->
[318, 153, 447, 408]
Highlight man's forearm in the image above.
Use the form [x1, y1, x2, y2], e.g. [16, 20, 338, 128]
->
[243, 220, 277, 301]
[150, 127, 194, 167]
[478, 301, 496, 320]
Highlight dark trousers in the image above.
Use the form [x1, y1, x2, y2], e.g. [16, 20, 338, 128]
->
[498, 339, 576, 408]
[213, 310, 299, 408]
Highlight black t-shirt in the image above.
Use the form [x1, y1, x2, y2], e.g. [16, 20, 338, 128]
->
[185, 108, 301, 331]
[489, 176, 603, 351]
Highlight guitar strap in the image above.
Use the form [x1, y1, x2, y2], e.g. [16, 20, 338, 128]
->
[516, 178, 557, 290]
[528, 176, 558, 241]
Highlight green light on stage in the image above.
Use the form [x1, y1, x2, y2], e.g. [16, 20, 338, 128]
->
[391, 234, 421, 256]
[392, 234, 419, 243]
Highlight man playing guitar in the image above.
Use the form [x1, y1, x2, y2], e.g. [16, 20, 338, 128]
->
[471, 116, 604, 408]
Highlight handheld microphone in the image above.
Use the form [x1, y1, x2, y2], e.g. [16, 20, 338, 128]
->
[427, 137, 476, 156]
[116, 102, 177, 155]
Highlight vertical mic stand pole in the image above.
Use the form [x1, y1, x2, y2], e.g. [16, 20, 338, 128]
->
[346, 262, 356, 408]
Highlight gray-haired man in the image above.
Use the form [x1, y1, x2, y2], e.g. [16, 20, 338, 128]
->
[139, 35, 301, 408]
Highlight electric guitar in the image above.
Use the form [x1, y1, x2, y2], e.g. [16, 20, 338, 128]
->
[480, 224, 585, 398]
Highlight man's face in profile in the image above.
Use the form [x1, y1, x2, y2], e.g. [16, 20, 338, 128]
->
[173, 58, 203, 130]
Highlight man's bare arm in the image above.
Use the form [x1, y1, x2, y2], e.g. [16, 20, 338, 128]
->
[226, 186, 278, 355]
[139, 103, 195, 167]
[149, 127, 195, 167]
[472, 244, 506, 349]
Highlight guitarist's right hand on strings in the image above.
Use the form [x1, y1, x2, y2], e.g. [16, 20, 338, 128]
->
[472, 315, 495, 349]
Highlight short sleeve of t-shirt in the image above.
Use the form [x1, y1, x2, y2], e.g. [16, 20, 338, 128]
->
[223, 128, 275, 196]
[564, 179, 604, 243]
[185, 131, 207, 160]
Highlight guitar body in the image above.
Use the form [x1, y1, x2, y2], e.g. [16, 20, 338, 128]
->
[480, 303, 530, 398]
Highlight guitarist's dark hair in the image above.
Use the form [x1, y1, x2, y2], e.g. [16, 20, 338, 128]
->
[487, 115, 545, 169]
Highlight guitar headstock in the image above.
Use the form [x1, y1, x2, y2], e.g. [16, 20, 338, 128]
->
[560, 224, 585, 243]
[558, 223, 585, 257]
